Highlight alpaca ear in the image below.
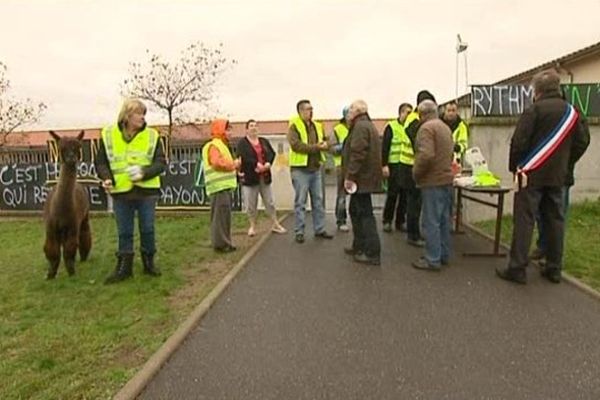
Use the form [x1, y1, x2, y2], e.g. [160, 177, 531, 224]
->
[77, 130, 85, 141]
[49, 130, 60, 142]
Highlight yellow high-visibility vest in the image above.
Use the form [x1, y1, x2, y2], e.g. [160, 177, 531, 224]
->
[386, 119, 409, 165]
[400, 112, 420, 166]
[288, 116, 326, 167]
[201, 138, 238, 196]
[452, 120, 469, 157]
[101, 125, 161, 194]
[332, 122, 349, 167]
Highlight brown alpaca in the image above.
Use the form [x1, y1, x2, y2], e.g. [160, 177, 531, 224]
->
[43, 130, 92, 279]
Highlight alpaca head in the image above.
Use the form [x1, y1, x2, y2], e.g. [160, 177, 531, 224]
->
[49, 130, 85, 166]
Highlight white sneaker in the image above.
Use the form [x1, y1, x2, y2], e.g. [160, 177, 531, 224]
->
[338, 224, 350, 232]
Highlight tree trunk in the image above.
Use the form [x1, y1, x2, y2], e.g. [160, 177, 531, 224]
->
[167, 109, 173, 137]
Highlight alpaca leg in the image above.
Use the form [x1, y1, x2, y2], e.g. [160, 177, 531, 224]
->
[79, 215, 92, 261]
[63, 234, 79, 276]
[44, 236, 61, 280]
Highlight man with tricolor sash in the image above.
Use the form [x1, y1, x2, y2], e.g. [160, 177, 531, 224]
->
[496, 69, 589, 285]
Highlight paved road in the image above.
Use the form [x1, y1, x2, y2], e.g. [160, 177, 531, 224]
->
[141, 216, 600, 400]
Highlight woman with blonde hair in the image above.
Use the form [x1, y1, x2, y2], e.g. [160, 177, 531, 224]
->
[95, 99, 166, 284]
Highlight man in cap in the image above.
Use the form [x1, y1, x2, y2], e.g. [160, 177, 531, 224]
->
[400, 90, 437, 247]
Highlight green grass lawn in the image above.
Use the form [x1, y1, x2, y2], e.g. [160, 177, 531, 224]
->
[475, 199, 600, 289]
[0, 213, 270, 400]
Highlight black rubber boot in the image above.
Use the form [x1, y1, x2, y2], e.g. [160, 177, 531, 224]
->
[141, 253, 161, 277]
[104, 253, 134, 284]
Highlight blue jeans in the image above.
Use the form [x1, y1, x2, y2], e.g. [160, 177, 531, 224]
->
[421, 186, 453, 266]
[113, 196, 157, 256]
[536, 186, 570, 254]
[291, 168, 326, 235]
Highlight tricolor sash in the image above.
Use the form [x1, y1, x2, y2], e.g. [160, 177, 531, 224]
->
[514, 104, 578, 190]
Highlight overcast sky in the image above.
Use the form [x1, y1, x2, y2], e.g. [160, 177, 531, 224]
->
[1, 0, 599, 130]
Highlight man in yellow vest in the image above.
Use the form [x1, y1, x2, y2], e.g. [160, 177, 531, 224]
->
[202, 119, 241, 252]
[402, 90, 437, 247]
[381, 102, 412, 233]
[329, 106, 351, 232]
[287, 99, 334, 243]
[442, 100, 469, 162]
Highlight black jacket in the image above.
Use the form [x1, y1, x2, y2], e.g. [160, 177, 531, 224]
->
[566, 114, 591, 186]
[236, 136, 276, 186]
[509, 91, 589, 187]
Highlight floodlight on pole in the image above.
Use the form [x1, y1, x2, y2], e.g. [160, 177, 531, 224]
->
[455, 34, 469, 100]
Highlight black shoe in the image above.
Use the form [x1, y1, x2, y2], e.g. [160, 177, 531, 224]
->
[344, 247, 360, 255]
[411, 257, 441, 272]
[541, 268, 561, 284]
[441, 259, 450, 266]
[495, 266, 527, 284]
[315, 231, 334, 239]
[396, 223, 407, 232]
[407, 238, 425, 248]
[383, 223, 392, 233]
[105, 253, 134, 285]
[215, 245, 237, 253]
[295, 233, 305, 243]
[141, 253, 161, 277]
[354, 253, 381, 266]
[530, 248, 546, 261]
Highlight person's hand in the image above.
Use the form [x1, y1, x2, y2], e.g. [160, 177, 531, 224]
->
[233, 158, 242, 170]
[127, 165, 144, 182]
[382, 165, 390, 178]
[255, 162, 264, 173]
[101, 179, 113, 191]
[263, 162, 271, 170]
[317, 141, 329, 150]
[451, 160, 462, 175]
[344, 179, 357, 193]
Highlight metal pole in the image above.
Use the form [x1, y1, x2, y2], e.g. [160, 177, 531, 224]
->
[464, 50, 469, 94]
[455, 49, 459, 100]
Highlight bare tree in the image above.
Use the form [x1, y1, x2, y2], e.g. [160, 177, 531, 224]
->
[121, 42, 235, 137]
[0, 61, 47, 146]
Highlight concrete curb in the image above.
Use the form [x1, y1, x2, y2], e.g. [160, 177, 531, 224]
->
[113, 213, 290, 400]
[464, 222, 600, 302]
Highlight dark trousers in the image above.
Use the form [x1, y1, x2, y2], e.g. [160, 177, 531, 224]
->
[406, 187, 422, 241]
[113, 196, 157, 256]
[536, 186, 570, 253]
[509, 186, 565, 272]
[349, 193, 381, 259]
[210, 190, 233, 249]
[383, 164, 406, 228]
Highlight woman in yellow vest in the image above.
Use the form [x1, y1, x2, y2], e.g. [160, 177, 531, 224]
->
[95, 99, 166, 284]
[201, 119, 241, 252]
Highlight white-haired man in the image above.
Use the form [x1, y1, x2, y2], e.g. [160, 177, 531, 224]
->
[342, 100, 383, 265]
[411, 100, 454, 271]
